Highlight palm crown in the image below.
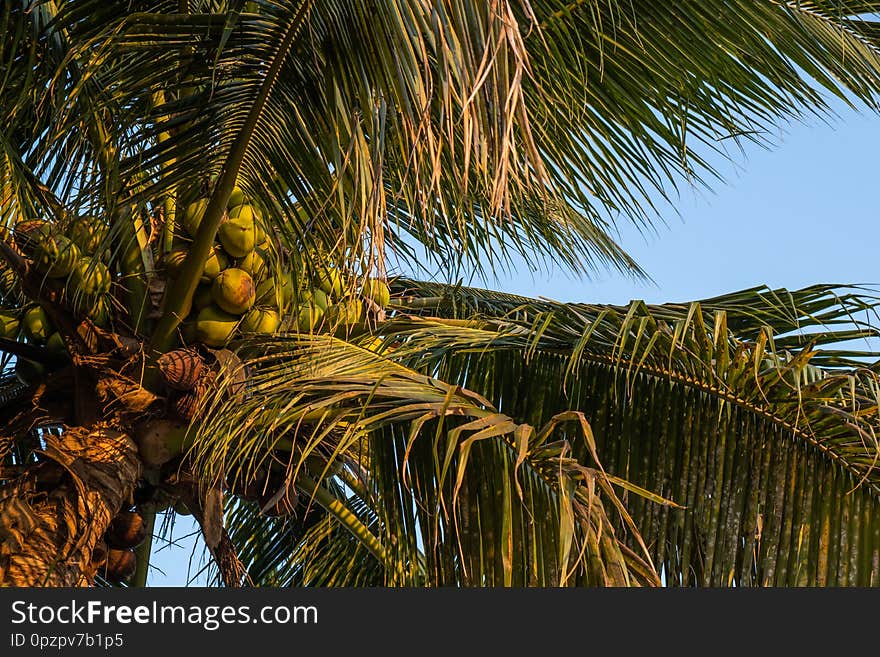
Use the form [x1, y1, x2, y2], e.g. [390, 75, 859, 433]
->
[2, 0, 880, 587]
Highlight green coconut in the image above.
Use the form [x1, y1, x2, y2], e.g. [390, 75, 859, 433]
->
[296, 303, 324, 332]
[231, 202, 261, 224]
[22, 305, 53, 343]
[240, 307, 280, 334]
[315, 266, 345, 298]
[236, 249, 267, 282]
[179, 319, 198, 345]
[69, 257, 112, 295]
[227, 186, 247, 209]
[254, 220, 267, 249]
[324, 297, 364, 329]
[311, 288, 329, 311]
[134, 419, 191, 467]
[218, 206, 256, 258]
[201, 245, 229, 282]
[163, 248, 188, 278]
[0, 311, 20, 339]
[0, 265, 20, 303]
[361, 278, 391, 308]
[212, 268, 256, 315]
[87, 296, 112, 327]
[254, 277, 277, 308]
[193, 283, 215, 310]
[33, 233, 80, 278]
[278, 273, 296, 307]
[68, 215, 108, 256]
[46, 332, 68, 359]
[195, 305, 239, 347]
[15, 358, 45, 385]
[182, 198, 209, 236]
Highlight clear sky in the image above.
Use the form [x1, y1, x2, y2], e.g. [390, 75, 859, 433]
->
[145, 94, 880, 586]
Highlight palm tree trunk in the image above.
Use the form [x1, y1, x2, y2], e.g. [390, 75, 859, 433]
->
[0, 425, 140, 586]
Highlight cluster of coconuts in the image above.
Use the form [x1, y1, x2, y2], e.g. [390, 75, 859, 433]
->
[167, 187, 275, 347]
[92, 508, 148, 584]
[0, 216, 112, 384]
[168, 185, 393, 349]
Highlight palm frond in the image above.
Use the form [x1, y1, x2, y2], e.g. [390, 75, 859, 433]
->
[223, 493, 384, 587]
[375, 280, 880, 585]
[186, 334, 660, 586]
[24, 1, 880, 288]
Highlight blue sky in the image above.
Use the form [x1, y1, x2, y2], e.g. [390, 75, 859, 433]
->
[145, 95, 880, 586]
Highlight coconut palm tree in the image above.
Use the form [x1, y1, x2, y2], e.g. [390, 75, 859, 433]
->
[3, 0, 880, 588]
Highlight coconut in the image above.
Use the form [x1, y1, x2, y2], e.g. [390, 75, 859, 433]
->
[323, 297, 364, 329]
[69, 256, 112, 295]
[22, 305, 53, 343]
[182, 198, 209, 236]
[163, 248, 188, 278]
[157, 348, 204, 391]
[311, 288, 329, 311]
[315, 266, 345, 298]
[179, 319, 198, 345]
[279, 273, 296, 307]
[105, 511, 147, 549]
[104, 549, 137, 582]
[240, 307, 280, 334]
[211, 268, 256, 315]
[68, 215, 108, 256]
[0, 265, 20, 304]
[254, 277, 275, 307]
[218, 205, 256, 258]
[236, 249, 267, 282]
[201, 245, 229, 282]
[15, 358, 45, 385]
[254, 219, 267, 249]
[361, 278, 391, 308]
[193, 283, 214, 310]
[296, 303, 324, 332]
[45, 332, 68, 359]
[0, 311, 20, 339]
[230, 202, 261, 224]
[33, 233, 79, 278]
[195, 305, 239, 347]
[91, 541, 109, 569]
[172, 390, 201, 421]
[134, 419, 190, 467]
[87, 295, 112, 327]
[227, 185, 247, 209]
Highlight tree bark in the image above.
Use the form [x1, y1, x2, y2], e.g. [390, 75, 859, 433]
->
[0, 425, 140, 586]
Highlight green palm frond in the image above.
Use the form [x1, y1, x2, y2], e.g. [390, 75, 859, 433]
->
[185, 334, 661, 586]
[370, 280, 880, 585]
[18, 1, 880, 287]
[224, 492, 384, 587]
